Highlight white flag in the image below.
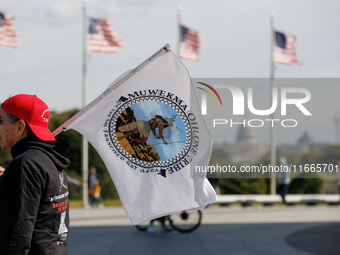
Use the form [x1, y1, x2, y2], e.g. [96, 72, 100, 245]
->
[64, 47, 216, 224]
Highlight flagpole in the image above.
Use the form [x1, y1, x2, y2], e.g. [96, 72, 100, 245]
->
[82, 0, 89, 208]
[177, 5, 182, 57]
[52, 43, 171, 137]
[270, 11, 276, 195]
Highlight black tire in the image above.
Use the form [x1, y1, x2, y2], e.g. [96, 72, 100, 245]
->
[169, 210, 202, 233]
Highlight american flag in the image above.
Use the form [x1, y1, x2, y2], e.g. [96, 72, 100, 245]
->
[88, 18, 124, 53]
[0, 12, 19, 48]
[273, 31, 300, 65]
[179, 25, 199, 62]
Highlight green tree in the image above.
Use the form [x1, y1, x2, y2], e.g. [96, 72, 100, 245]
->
[288, 174, 324, 194]
[0, 149, 12, 168]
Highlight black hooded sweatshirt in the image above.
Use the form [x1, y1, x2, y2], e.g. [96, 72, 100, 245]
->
[0, 137, 70, 255]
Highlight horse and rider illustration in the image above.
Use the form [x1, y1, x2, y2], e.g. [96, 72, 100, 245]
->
[117, 115, 174, 145]
[115, 100, 186, 165]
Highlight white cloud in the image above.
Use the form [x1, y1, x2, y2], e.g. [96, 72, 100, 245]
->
[41, 3, 78, 25]
[136, 101, 165, 120]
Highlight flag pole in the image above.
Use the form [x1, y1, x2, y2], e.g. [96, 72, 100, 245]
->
[52, 43, 171, 137]
[270, 11, 276, 195]
[82, 0, 89, 208]
[177, 5, 182, 57]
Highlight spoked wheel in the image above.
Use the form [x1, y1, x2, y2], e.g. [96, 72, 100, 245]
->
[169, 210, 202, 233]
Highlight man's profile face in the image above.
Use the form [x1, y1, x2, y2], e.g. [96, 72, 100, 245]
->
[0, 110, 19, 152]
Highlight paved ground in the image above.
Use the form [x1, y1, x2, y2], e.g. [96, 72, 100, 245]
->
[69, 205, 340, 255]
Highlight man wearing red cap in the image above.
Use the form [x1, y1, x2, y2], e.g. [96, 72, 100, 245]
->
[0, 94, 70, 254]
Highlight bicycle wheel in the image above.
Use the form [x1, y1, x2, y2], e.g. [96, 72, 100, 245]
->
[169, 210, 202, 233]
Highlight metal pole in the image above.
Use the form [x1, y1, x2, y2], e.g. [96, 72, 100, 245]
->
[270, 11, 276, 195]
[334, 112, 340, 144]
[177, 5, 183, 57]
[82, 0, 89, 208]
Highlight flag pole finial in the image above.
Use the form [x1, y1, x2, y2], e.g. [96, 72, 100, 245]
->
[164, 43, 171, 51]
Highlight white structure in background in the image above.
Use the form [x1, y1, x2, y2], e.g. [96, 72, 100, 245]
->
[278, 131, 328, 155]
[214, 125, 268, 164]
[214, 129, 328, 165]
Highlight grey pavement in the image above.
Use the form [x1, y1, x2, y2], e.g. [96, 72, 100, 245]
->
[69, 205, 340, 255]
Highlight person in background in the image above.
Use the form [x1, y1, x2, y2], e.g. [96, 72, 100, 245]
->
[89, 179, 104, 208]
[89, 166, 104, 208]
[0, 94, 70, 254]
[89, 166, 98, 190]
[277, 157, 291, 205]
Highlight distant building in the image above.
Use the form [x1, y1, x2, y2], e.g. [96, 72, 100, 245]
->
[213, 129, 328, 164]
[278, 131, 327, 154]
[236, 125, 257, 145]
[214, 125, 268, 164]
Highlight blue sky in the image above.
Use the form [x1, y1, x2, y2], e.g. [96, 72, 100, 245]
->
[1, 0, 339, 144]
[130, 101, 186, 161]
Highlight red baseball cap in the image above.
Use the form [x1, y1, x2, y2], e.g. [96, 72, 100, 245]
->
[1, 94, 56, 141]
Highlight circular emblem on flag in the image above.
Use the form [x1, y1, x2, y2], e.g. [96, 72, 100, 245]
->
[103, 90, 196, 177]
